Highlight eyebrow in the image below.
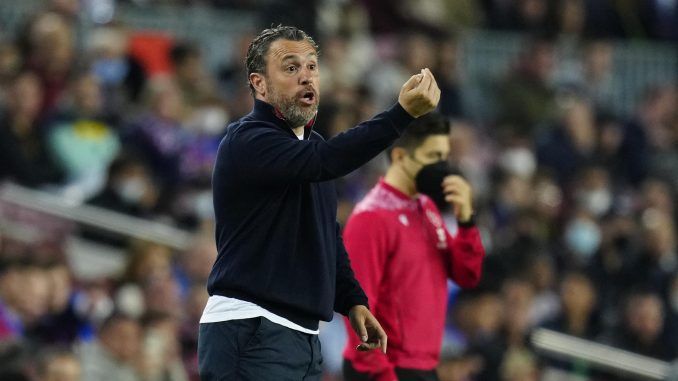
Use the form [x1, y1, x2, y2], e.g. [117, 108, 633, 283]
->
[281, 53, 318, 62]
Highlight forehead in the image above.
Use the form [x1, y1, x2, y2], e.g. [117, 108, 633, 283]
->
[417, 135, 450, 152]
[267, 39, 317, 62]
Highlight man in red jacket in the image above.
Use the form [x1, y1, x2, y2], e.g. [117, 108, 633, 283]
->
[342, 113, 485, 381]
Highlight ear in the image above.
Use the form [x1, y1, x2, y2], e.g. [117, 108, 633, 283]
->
[391, 147, 407, 163]
[249, 73, 266, 97]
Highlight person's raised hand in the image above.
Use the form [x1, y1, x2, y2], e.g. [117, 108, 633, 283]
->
[348, 305, 387, 354]
[398, 68, 441, 118]
[442, 175, 474, 223]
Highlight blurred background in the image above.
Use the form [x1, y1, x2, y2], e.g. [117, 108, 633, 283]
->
[0, 0, 677, 380]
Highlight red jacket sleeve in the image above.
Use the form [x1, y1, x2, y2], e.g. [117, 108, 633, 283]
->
[445, 225, 485, 288]
[342, 211, 398, 381]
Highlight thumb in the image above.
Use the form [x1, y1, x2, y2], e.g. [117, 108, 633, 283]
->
[401, 74, 422, 92]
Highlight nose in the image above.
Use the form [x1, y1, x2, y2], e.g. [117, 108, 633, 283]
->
[299, 67, 313, 86]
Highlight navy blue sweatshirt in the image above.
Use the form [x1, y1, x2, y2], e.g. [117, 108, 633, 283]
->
[208, 99, 414, 330]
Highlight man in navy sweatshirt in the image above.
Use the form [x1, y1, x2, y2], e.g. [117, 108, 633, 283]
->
[198, 25, 441, 380]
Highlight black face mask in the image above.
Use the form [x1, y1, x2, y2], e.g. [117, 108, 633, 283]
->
[414, 161, 458, 212]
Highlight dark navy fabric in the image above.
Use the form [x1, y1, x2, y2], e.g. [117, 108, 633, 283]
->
[198, 318, 322, 381]
[208, 99, 414, 330]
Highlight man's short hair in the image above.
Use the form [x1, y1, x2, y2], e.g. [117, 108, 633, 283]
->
[389, 112, 450, 155]
[245, 25, 319, 95]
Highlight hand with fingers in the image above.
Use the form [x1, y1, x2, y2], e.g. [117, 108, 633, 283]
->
[398, 68, 441, 118]
[442, 175, 474, 223]
[348, 305, 388, 354]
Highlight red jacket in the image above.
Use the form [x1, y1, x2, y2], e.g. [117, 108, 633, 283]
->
[343, 179, 485, 380]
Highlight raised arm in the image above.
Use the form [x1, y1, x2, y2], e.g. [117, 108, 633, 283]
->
[230, 69, 441, 185]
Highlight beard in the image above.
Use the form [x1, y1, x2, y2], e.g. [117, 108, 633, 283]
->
[267, 82, 318, 128]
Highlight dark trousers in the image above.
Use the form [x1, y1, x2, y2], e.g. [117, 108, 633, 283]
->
[343, 360, 439, 381]
[198, 317, 322, 381]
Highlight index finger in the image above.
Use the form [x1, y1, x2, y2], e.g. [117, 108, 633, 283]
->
[417, 68, 432, 92]
[425, 68, 439, 93]
[442, 175, 465, 185]
[402, 74, 422, 92]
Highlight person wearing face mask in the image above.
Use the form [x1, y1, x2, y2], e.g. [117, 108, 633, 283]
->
[88, 155, 158, 218]
[342, 113, 485, 381]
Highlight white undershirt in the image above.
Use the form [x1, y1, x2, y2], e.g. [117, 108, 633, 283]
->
[295, 130, 304, 140]
[200, 295, 320, 335]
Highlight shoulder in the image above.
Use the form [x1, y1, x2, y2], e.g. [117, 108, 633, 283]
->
[345, 210, 391, 238]
[348, 188, 397, 226]
[226, 118, 286, 143]
[309, 130, 326, 141]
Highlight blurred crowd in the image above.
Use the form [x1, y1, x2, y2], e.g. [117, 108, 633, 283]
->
[0, 0, 677, 380]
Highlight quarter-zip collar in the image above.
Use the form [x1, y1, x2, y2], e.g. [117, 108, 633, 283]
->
[251, 99, 316, 140]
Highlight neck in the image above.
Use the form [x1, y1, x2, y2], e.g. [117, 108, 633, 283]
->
[292, 125, 304, 136]
[384, 165, 417, 197]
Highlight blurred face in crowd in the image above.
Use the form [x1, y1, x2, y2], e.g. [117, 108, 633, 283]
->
[598, 118, 624, 156]
[524, 41, 555, 81]
[112, 163, 157, 208]
[559, 0, 586, 35]
[0, 265, 50, 324]
[642, 210, 676, 259]
[251, 39, 319, 128]
[46, 264, 72, 313]
[563, 98, 596, 153]
[502, 279, 534, 336]
[533, 175, 562, 220]
[143, 277, 182, 317]
[500, 348, 539, 381]
[8, 72, 43, 122]
[0, 43, 20, 81]
[564, 212, 602, 262]
[641, 179, 674, 216]
[471, 293, 503, 337]
[584, 41, 614, 81]
[101, 317, 142, 364]
[498, 174, 533, 211]
[29, 13, 74, 74]
[50, 0, 80, 17]
[575, 166, 612, 217]
[175, 52, 204, 84]
[128, 243, 172, 284]
[72, 73, 102, 116]
[626, 294, 664, 343]
[530, 256, 555, 292]
[519, 0, 548, 24]
[43, 353, 81, 381]
[644, 87, 677, 126]
[148, 78, 184, 121]
[560, 273, 595, 318]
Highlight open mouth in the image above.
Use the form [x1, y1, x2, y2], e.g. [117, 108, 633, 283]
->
[299, 91, 316, 105]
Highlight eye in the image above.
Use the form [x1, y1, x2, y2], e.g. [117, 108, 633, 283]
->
[286, 65, 297, 73]
[308, 64, 317, 71]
